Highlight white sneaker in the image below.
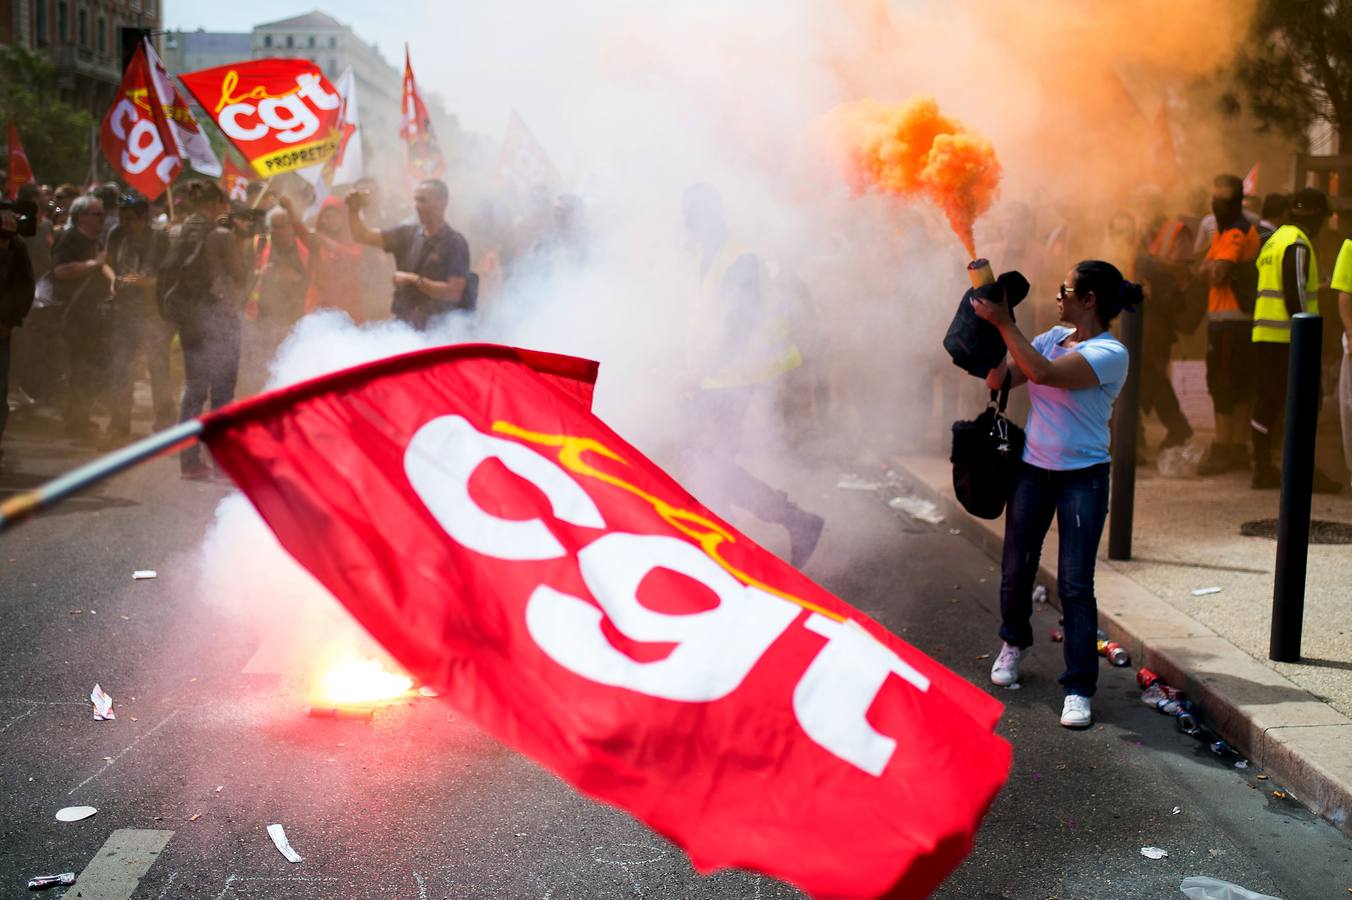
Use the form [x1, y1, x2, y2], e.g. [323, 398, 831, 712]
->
[1060, 694, 1092, 728]
[990, 642, 1021, 686]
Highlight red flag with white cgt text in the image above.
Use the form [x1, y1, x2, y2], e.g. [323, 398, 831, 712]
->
[200, 345, 1011, 899]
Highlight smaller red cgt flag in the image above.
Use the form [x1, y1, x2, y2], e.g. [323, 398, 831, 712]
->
[221, 156, 252, 203]
[100, 42, 183, 200]
[6, 124, 35, 199]
[400, 45, 445, 183]
[180, 59, 343, 179]
[200, 345, 1011, 900]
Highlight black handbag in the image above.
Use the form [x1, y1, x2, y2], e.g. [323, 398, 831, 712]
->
[950, 375, 1025, 519]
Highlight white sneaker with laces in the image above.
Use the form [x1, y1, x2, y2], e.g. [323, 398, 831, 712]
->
[990, 642, 1021, 686]
[1060, 694, 1092, 728]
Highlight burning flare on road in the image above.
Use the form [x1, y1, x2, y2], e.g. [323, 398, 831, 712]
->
[318, 657, 414, 706]
[827, 95, 1001, 257]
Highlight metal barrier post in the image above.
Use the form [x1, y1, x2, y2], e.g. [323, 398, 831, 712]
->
[1270, 313, 1323, 662]
[1108, 307, 1143, 560]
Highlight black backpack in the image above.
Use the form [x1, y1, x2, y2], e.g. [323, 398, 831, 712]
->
[950, 376, 1026, 520]
[157, 220, 214, 322]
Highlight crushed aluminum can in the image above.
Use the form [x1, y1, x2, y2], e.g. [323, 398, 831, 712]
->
[1049, 627, 1064, 642]
[1175, 701, 1200, 735]
[1096, 640, 1130, 667]
[27, 873, 76, 890]
[1136, 667, 1161, 689]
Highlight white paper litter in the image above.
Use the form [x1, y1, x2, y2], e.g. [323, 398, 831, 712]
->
[1234, 759, 1249, 769]
[1140, 846, 1169, 860]
[887, 495, 945, 525]
[1032, 585, 1048, 604]
[90, 684, 115, 721]
[267, 823, 303, 863]
[1171, 806, 1181, 815]
[836, 474, 883, 492]
[55, 806, 97, 822]
[132, 570, 158, 580]
[1191, 587, 1223, 597]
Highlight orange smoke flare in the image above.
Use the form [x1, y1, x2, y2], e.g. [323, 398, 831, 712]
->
[828, 96, 1001, 257]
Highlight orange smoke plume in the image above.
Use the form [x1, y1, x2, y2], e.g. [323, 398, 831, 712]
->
[828, 96, 1001, 258]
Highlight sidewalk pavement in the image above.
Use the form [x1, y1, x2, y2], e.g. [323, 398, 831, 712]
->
[892, 444, 1352, 837]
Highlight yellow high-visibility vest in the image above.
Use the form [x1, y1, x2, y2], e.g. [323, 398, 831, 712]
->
[1253, 224, 1319, 344]
[689, 241, 802, 390]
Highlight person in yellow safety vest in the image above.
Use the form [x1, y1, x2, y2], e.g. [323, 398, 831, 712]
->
[680, 182, 823, 567]
[1249, 187, 1343, 492]
[1327, 235, 1352, 492]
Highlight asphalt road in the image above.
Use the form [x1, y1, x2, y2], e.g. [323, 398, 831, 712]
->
[1, 408, 1349, 900]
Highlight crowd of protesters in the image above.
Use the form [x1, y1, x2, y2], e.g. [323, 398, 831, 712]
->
[0, 169, 591, 478]
[2, 163, 1352, 498]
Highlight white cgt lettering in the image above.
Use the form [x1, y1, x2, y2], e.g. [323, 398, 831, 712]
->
[219, 102, 268, 141]
[525, 532, 800, 702]
[792, 615, 930, 776]
[258, 93, 320, 144]
[121, 118, 165, 175]
[404, 415, 605, 561]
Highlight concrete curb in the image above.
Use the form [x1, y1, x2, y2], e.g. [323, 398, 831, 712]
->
[893, 453, 1352, 836]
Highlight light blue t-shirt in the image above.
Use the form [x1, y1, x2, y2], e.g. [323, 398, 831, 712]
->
[1023, 326, 1130, 471]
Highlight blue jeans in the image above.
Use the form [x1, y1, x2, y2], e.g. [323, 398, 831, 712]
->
[999, 461, 1110, 697]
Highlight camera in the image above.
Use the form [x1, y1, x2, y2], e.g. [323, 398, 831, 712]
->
[0, 199, 39, 238]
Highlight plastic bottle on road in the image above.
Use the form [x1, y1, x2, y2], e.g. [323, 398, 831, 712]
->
[1179, 875, 1280, 900]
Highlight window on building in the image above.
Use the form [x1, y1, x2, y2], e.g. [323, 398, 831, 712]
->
[307, 35, 315, 48]
[329, 58, 337, 73]
[36, 0, 48, 45]
[328, 36, 336, 48]
[77, 6, 87, 47]
[285, 34, 293, 48]
[264, 33, 272, 48]
[96, 16, 105, 53]
[57, 1, 68, 42]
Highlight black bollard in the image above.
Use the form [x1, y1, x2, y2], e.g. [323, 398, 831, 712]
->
[1108, 306, 1143, 560]
[1269, 313, 1323, 662]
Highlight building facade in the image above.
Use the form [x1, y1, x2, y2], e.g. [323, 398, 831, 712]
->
[160, 28, 250, 77]
[0, 0, 162, 118]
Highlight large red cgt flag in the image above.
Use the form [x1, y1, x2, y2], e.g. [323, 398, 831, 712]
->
[101, 42, 181, 200]
[179, 59, 343, 178]
[201, 345, 1011, 899]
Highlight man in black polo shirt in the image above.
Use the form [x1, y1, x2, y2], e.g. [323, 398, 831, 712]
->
[348, 179, 472, 330]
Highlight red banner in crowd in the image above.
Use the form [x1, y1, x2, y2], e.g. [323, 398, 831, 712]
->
[221, 156, 252, 203]
[6, 124, 35, 199]
[179, 59, 343, 178]
[400, 45, 445, 182]
[100, 42, 182, 200]
[200, 345, 1011, 899]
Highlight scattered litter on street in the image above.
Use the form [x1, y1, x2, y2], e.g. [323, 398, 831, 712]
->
[836, 474, 883, 492]
[55, 806, 96, 823]
[1271, 790, 1287, 800]
[1190, 586, 1223, 597]
[1170, 806, 1181, 815]
[189, 813, 201, 822]
[1234, 759, 1248, 769]
[1140, 846, 1169, 860]
[1032, 585, 1048, 604]
[132, 570, 157, 580]
[90, 684, 114, 721]
[886, 495, 945, 525]
[1049, 627, 1064, 642]
[975, 653, 991, 660]
[306, 706, 374, 721]
[1096, 638, 1130, 667]
[1004, 683, 1021, 691]
[267, 823, 303, 863]
[1179, 875, 1281, 900]
[215, 785, 223, 792]
[947, 528, 961, 536]
[26, 873, 76, 891]
[1256, 774, 1268, 781]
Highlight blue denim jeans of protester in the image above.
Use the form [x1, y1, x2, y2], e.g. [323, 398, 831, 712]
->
[998, 460, 1111, 697]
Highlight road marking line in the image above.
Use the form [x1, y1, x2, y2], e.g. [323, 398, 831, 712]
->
[216, 875, 341, 897]
[414, 872, 428, 900]
[0, 704, 36, 733]
[58, 828, 173, 900]
[68, 711, 180, 796]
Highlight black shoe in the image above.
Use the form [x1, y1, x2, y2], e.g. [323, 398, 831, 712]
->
[1195, 443, 1233, 477]
[788, 510, 825, 568]
[1312, 469, 1345, 494]
[1229, 443, 1250, 469]
[1251, 466, 1280, 490]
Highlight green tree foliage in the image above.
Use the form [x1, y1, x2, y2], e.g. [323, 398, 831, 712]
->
[0, 45, 96, 186]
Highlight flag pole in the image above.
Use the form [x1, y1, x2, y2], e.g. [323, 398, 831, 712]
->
[0, 420, 204, 533]
[165, 183, 175, 221]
